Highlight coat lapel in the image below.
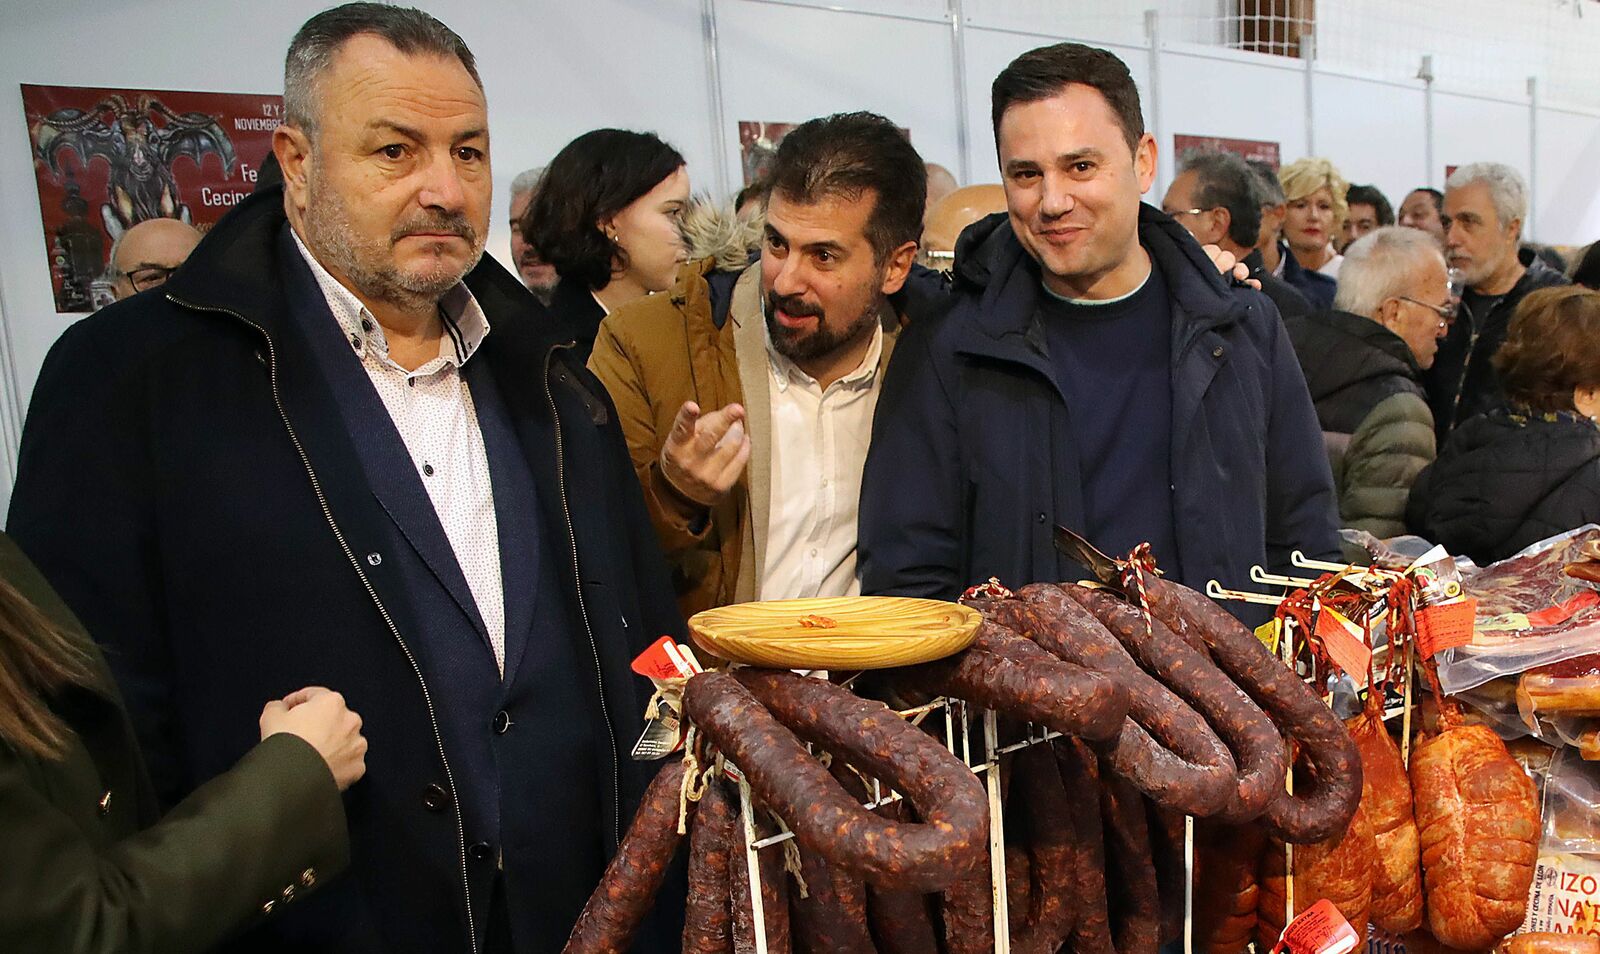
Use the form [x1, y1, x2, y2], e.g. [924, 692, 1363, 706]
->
[277, 233, 493, 646]
[730, 266, 770, 602]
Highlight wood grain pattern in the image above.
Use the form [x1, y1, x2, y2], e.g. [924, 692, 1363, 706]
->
[688, 597, 981, 669]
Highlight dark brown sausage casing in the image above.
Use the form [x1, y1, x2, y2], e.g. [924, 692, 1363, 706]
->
[684, 774, 737, 954]
[1100, 766, 1162, 954]
[862, 787, 941, 954]
[561, 760, 688, 954]
[791, 759, 879, 954]
[1057, 738, 1116, 954]
[1143, 577, 1362, 843]
[1009, 742, 1078, 954]
[897, 620, 1128, 742]
[977, 587, 1236, 817]
[1065, 584, 1287, 823]
[684, 669, 988, 892]
[940, 865, 996, 954]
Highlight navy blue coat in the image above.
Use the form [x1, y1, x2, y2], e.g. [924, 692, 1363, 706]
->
[858, 207, 1341, 605]
[7, 187, 684, 953]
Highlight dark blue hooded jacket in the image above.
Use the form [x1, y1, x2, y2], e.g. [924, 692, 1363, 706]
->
[859, 206, 1341, 606]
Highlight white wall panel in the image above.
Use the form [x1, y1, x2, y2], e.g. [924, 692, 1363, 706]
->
[713, 0, 961, 190]
[1157, 46, 1305, 194]
[1533, 107, 1600, 247]
[1433, 91, 1532, 188]
[961, 27, 1150, 186]
[1312, 71, 1428, 211]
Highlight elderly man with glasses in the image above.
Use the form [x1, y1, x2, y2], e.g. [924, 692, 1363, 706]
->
[1283, 225, 1452, 543]
[107, 217, 202, 299]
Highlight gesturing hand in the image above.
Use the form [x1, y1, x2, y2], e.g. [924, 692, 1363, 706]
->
[659, 400, 752, 508]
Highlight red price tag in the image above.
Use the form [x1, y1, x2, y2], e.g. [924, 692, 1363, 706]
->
[1416, 598, 1477, 657]
[1314, 607, 1372, 684]
[1274, 898, 1360, 954]
[631, 636, 684, 682]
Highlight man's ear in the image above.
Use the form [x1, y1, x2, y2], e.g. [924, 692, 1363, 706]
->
[1210, 207, 1234, 247]
[274, 125, 312, 209]
[1134, 132, 1158, 194]
[1376, 296, 1402, 329]
[879, 240, 920, 295]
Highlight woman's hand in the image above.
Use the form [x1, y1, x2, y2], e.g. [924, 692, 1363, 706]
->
[260, 687, 368, 791]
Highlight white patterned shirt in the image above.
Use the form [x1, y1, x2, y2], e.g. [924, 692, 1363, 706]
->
[291, 230, 507, 673]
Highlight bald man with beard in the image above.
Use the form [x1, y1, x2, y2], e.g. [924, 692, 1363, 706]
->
[110, 218, 201, 299]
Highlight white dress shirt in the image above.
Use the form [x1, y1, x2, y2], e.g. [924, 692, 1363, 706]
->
[759, 320, 885, 601]
[291, 230, 508, 673]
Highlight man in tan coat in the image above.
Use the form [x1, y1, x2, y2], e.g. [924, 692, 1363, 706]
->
[590, 112, 925, 618]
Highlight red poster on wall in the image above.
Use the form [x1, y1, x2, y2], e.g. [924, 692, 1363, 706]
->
[1173, 134, 1282, 169]
[22, 84, 282, 313]
[738, 120, 913, 187]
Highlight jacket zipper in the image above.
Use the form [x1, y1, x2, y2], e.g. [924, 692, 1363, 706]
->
[167, 295, 479, 953]
[1450, 298, 1487, 429]
[542, 344, 623, 847]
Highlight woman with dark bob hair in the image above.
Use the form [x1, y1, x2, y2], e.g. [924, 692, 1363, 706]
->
[521, 129, 688, 363]
[1408, 285, 1600, 563]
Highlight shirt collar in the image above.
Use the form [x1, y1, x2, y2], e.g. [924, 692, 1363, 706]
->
[765, 314, 884, 395]
[289, 227, 491, 369]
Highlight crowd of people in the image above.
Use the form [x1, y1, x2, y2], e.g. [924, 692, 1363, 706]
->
[2, 2, 1599, 952]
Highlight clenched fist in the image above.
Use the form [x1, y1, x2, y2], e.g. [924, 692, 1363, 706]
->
[659, 400, 752, 508]
[260, 686, 368, 792]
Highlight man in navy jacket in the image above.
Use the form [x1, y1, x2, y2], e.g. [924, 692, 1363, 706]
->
[7, 6, 680, 952]
[859, 42, 1340, 603]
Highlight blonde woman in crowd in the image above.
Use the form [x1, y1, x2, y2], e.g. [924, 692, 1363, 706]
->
[1276, 156, 1351, 309]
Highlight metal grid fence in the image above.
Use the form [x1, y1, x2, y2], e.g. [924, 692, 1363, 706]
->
[964, 0, 1600, 110]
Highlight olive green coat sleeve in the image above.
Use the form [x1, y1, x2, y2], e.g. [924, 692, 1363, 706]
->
[0, 731, 348, 954]
[1337, 390, 1437, 540]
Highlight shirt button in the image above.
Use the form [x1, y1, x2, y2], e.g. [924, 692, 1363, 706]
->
[1037, 512, 1047, 524]
[361, 319, 373, 333]
[810, 548, 819, 557]
[261, 900, 276, 915]
[299, 868, 317, 888]
[349, 335, 361, 351]
[492, 710, 512, 734]
[423, 783, 450, 812]
[366, 552, 382, 566]
[469, 841, 494, 862]
[423, 463, 435, 477]
[97, 790, 113, 816]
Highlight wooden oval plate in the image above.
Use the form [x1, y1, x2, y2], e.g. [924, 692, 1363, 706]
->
[688, 596, 981, 670]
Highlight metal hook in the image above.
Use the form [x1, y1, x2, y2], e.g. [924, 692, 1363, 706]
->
[1291, 549, 1371, 573]
[1249, 565, 1317, 588]
[1205, 579, 1286, 606]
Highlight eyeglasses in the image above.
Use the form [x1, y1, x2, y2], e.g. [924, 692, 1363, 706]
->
[1398, 296, 1457, 325]
[125, 265, 179, 292]
[1163, 207, 1213, 218]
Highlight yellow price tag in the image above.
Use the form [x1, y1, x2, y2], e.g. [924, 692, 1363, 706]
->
[1255, 618, 1280, 654]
